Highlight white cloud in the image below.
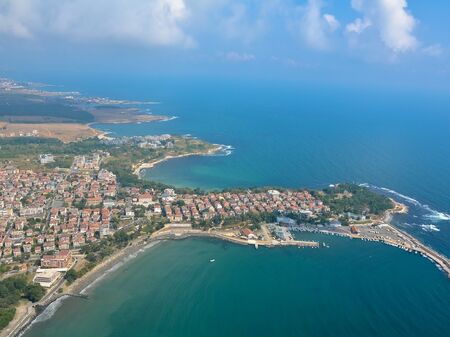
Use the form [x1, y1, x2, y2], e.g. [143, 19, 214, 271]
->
[296, 0, 338, 50]
[0, 0, 39, 38]
[350, 0, 418, 53]
[346, 18, 371, 34]
[323, 14, 340, 32]
[0, 0, 194, 47]
[223, 51, 256, 62]
[422, 44, 443, 57]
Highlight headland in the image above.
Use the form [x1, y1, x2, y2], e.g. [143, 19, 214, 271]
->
[0, 76, 449, 337]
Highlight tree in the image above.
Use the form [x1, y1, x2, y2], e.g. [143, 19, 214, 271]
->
[86, 253, 97, 263]
[64, 269, 78, 284]
[113, 230, 130, 244]
[24, 284, 45, 302]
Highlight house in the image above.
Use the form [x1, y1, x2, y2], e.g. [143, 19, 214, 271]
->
[136, 193, 153, 206]
[41, 250, 72, 269]
[350, 226, 359, 234]
[241, 228, 257, 240]
[13, 247, 22, 257]
[153, 204, 162, 214]
[43, 241, 55, 252]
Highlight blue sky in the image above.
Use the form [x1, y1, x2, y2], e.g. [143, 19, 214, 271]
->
[0, 0, 449, 90]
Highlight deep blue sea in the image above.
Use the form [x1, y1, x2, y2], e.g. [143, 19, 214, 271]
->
[14, 75, 450, 337]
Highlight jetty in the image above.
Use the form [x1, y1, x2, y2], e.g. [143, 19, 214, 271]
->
[290, 223, 450, 279]
[151, 226, 320, 249]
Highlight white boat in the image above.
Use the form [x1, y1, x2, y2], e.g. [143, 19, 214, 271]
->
[210, 259, 215, 262]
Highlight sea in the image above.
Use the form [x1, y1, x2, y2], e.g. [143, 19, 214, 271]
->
[17, 75, 450, 337]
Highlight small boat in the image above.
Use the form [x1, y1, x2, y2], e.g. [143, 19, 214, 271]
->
[210, 259, 215, 263]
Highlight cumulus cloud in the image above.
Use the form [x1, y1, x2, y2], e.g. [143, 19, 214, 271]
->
[296, 0, 339, 50]
[346, 18, 371, 34]
[0, 0, 194, 47]
[323, 14, 340, 32]
[349, 0, 418, 53]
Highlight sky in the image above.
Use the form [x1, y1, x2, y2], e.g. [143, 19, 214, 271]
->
[0, 0, 449, 91]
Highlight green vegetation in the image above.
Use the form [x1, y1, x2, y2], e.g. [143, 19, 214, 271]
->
[0, 265, 11, 275]
[0, 275, 45, 330]
[65, 230, 136, 284]
[0, 93, 94, 123]
[64, 269, 78, 284]
[320, 183, 393, 216]
[0, 136, 216, 193]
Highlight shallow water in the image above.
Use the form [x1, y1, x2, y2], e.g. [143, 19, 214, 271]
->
[23, 237, 450, 337]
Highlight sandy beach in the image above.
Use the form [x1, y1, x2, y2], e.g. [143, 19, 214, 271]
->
[133, 146, 222, 176]
[66, 238, 161, 295]
[2, 238, 162, 337]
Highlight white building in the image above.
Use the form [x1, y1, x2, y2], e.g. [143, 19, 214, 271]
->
[33, 270, 61, 288]
[39, 154, 55, 164]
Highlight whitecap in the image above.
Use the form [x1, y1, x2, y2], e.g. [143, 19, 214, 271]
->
[420, 224, 440, 232]
[19, 296, 70, 335]
[34, 296, 69, 323]
[213, 144, 234, 157]
[160, 116, 178, 122]
[361, 184, 449, 222]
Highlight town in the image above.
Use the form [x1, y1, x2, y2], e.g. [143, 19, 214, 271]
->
[1, 148, 449, 337]
[0, 152, 327, 289]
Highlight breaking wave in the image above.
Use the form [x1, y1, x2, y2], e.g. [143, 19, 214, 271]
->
[81, 241, 161, 295]
[359, 184, 450, 222]
[420, 224, 440, 232]
[19, 296, 69, 336]
[214, 145, 234, 157]
[160, 116, 178, 122]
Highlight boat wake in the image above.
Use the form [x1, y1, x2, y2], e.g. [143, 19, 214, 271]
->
[360, 184, 450, 222]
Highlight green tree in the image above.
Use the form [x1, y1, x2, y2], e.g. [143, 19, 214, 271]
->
[64, 269, 78, 284]
[24, 284, 45, 302]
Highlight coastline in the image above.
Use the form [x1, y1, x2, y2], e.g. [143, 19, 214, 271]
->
[66, 239, 161, 295]
[4, 237, 162, 337]
[7, 213, 450, 337]
[133, 145, 222, 176]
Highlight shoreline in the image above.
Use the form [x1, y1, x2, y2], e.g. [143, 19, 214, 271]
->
[6, 217, 450, 337]
[4, 237, 162, 337]
[5, 201, 450, 336]
[133, 145, 223, 176]
[66, 239, 161, 295]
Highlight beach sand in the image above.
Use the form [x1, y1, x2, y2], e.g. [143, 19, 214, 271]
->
[66, 238, 161, 295]
[133, 146, 222, 176]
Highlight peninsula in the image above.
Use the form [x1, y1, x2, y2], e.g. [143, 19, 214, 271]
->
[0, 78, 170, 143]
[0, 77, 448, 337]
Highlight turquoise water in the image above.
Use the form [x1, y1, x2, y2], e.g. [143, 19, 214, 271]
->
[24, 237, 450, 337]
[15, 76, 450, 336]
[92, 78, 450, 256]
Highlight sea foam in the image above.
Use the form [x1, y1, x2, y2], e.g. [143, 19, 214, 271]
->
[420, 224, 440, 232]
[359, 184, 450, 222]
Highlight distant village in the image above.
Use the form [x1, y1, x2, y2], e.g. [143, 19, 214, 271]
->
[100, 134, 174, 149]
